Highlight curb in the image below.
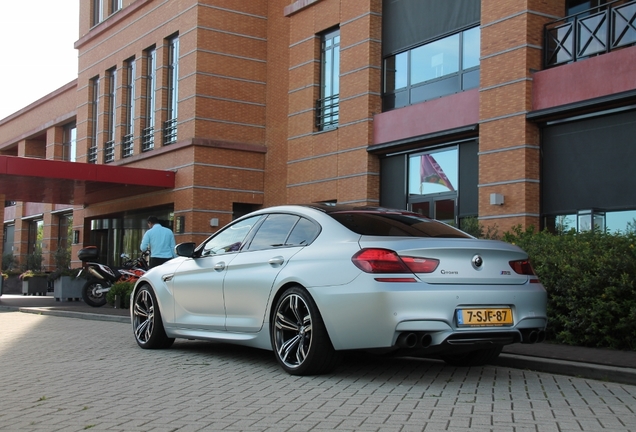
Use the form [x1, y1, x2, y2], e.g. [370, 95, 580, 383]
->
[495, 353, 636, 386]
[0, 305, 130, 324]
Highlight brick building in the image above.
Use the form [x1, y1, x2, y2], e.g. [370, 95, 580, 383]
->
[1, 0, 635, 271]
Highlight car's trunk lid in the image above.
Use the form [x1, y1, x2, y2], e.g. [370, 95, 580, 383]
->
[358, 237, 532, 285]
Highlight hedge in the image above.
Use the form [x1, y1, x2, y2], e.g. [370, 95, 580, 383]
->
[502, 226, 636, 350]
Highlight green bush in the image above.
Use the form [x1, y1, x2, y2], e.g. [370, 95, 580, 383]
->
[503, 226, 636, 350]
[2, 254, 17, 271]
[106, 282, 135, 309]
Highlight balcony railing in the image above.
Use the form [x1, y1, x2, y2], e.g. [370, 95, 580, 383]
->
[88, 145, 98, 164]
[163, 118, 177, 145]
[315, 94, 339, 131]
[141, 127, 154, 152]
[122, 134, 134, 158]
[545, 0, 636, 67]
[104, 140, 115, 163]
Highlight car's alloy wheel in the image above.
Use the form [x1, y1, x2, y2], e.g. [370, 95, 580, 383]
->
[271, 286, 339, 375]
[132, 284, 174, 349]
[441, 345, 503, 367]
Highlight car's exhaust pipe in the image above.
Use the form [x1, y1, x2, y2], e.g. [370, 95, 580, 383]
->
[396, 332, 418, 348]
[420, 333, 432, 348]
[536, 330, 546, 343]
[521, 329, 539, 344]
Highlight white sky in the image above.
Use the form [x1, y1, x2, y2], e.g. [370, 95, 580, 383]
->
[0, 0, 79, 120]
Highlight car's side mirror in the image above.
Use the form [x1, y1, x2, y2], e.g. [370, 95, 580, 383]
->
[175, 242, 197, 257]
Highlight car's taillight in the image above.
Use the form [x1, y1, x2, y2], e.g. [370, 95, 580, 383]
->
[352, 248, 439, 274]
[400, 256, 440, 273]
[509, 260, 535, 275]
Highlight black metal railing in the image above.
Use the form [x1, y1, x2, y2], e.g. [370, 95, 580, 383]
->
[104, 140, 115, 163]
[545, 0, 636, 67]
[315, 94, 339, 131]
[141, 127, 154, 152]
[163, 118, 177, 145]
[122, 134, 134, 158]
[88, 145, 98, 164]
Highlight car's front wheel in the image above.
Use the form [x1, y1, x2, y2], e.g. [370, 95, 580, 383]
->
[271, 286, 339, 375]
[132, 284, 174, 349]
[441, 345, 503, 367]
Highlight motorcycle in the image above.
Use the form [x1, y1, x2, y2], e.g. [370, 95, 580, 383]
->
[78, 247, 149, 307]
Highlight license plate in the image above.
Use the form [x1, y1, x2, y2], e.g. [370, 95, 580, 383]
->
[456, 308, 513, 327]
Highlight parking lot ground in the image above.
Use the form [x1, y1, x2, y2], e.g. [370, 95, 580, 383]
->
[0, 307, 635, 431]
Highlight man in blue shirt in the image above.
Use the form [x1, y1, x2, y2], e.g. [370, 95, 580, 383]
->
[140, 216, 176, 268]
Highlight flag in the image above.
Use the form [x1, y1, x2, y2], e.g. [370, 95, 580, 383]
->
[420, 154, 454, 192]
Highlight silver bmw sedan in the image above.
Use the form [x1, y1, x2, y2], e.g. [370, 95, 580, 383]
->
[131, 204, 547, 375]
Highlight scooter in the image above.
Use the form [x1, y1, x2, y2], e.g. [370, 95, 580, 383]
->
[78, 247, 149, 307]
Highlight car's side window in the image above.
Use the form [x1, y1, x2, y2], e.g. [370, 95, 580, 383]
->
[247, 214, 299, 251]
[201, 216, 260, 256]
[286, 217, 320, 246]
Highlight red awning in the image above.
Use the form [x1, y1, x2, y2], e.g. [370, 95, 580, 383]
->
[0, 155, 175, 205]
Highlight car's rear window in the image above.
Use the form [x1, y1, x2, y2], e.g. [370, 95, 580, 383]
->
[328, 212, 471, 238]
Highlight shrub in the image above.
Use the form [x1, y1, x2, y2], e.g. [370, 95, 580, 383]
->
[503, 226, 636, 350]
[2, 253, 17, 271]
[48, 268, 84, 282]
[22, 252, 44, 272]
[106, 281, 135, 309]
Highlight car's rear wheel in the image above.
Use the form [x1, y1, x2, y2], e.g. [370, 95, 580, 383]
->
[271, 286, 339, 375]
[441, 345, 503, 367]
[132, 284, 174, 349]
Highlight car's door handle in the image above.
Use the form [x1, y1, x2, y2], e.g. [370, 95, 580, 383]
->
[268, 256, 284, 266]
[214, 262, 226, 271]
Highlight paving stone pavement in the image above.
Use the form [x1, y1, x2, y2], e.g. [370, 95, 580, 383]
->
[0, 310, 635, 432]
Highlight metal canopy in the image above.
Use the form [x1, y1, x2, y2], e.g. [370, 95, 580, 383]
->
[0, 155, 175, 206]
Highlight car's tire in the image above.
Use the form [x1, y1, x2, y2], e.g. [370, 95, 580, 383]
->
[441, 345, 503, 367]
[132, 284, 174, 349]
[81, 279, 108, 307]
[271, 286, 340, 375]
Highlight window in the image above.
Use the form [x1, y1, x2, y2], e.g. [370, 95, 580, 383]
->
[110, 0, 122, 14]
[56, 214, 73, 268]
[122, 58, 135, 158]
[383, 26, 480, 110]
[407, 148, 458, 224]
[164, 36, 179, 145]
[92, 0, 103, 26]
[89, 77, 100, 164]
[202, 216, 261, 256]
[27, 219, 44, 268]
[246, 214, 319, 251]
[142, 47, 156, 151]
[316, 28, 340, 131]
[546, 209, 636, 234]
[105, 67, 117, 163]
[408, 149, 458, 196]
[63, 122, 76, 162]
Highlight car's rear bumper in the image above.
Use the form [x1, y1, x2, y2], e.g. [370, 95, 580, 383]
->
[309, 279, 548, 351]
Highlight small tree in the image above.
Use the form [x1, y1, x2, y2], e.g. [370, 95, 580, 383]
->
[2, 253, 17, 272]
[23, 251, 44, 272]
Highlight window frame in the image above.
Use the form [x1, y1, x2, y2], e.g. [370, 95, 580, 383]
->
[142, 47, 156, 151]
[382, 26, 481, 111]
[316, 27, 340, 131]
[122, 57, 136, 158]
[164, 35, 179, 145]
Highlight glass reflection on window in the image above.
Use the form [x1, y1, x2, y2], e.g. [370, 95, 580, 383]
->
[408, 148, 458, 195]
[462, 26, 481, 69]
[384, 51, 408, 92]
[410, 34, 459, 84]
